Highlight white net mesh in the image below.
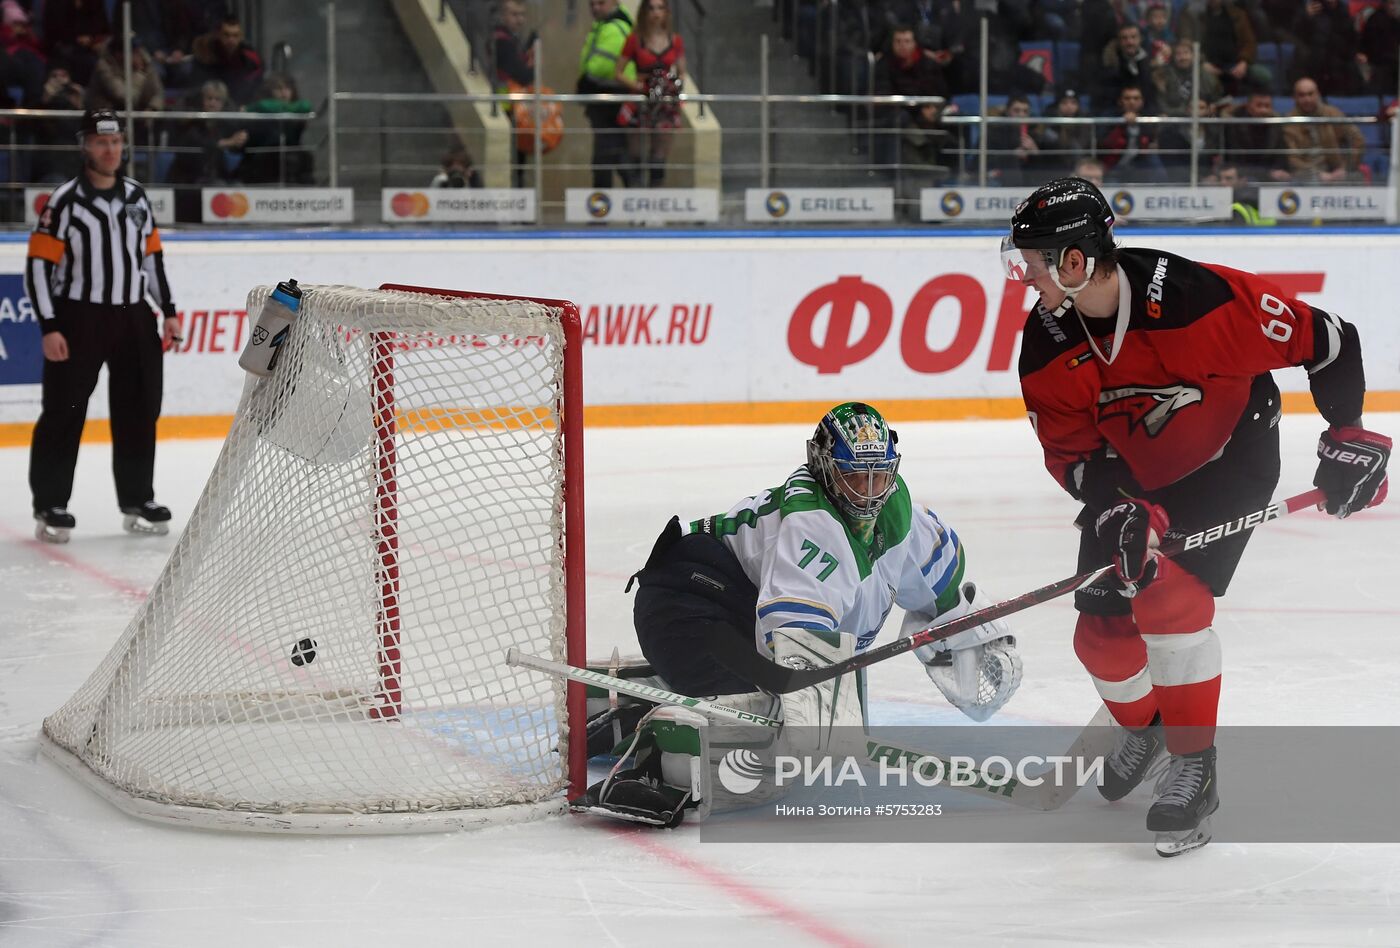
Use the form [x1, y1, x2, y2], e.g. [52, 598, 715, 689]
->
[41, 285, 580, 832]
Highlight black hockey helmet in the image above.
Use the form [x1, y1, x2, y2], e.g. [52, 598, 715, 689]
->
[1000, 177, 1116, 284]
[78, 109, 122, 141]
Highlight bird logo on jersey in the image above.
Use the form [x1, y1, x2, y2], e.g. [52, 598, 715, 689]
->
[1097, 384, 1204, 437]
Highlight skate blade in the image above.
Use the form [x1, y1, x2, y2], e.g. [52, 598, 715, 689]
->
[1155, 817, 1213, 857]
[122, 515, 169, 536]
[34, 523, 71, 544]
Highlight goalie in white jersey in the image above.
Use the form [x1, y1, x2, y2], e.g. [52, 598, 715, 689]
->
[574, 402, 1024, 827]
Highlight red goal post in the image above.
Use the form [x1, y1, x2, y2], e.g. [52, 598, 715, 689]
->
[381, 284, 587, 801]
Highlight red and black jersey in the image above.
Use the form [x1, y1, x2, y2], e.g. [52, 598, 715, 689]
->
[1019, 247, 1365, 498]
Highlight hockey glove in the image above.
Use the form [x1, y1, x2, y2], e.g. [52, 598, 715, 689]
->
[1314, 426, 1391, 519]
[1095, 498, 1169, 598]
[1065, 445, 1144, 511]
[900, 583, 1022, 722]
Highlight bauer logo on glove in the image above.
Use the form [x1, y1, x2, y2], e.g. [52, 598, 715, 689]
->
[1095, 498, 1169, 597]
[1314, 426, 1391, 518]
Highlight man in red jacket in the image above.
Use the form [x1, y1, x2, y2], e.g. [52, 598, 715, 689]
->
[1000, 176, 1390, 855]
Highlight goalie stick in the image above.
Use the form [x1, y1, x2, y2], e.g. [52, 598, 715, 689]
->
[728, 487, 1327, 695]
[506, 647, 1117, 811]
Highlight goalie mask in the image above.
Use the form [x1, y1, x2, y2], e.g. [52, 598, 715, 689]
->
[807, 402, 900, 523]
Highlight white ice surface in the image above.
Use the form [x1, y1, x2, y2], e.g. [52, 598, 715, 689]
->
[2, 413, 1398, 947]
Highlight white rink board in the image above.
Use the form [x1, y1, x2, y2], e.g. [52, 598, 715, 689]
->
[0, 232, 1397, 423]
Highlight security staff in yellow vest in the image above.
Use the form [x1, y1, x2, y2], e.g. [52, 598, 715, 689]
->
[578, 0, 636, 188]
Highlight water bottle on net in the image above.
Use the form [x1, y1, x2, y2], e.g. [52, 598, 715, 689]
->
[238, 278, 303, 377]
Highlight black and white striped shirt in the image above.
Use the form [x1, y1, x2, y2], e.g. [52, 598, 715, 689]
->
[25, 175, 177, 329]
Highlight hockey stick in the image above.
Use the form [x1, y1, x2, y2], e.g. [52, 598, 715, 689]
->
[506, 647, 1117, 811]
[745, 487, 1327, 695]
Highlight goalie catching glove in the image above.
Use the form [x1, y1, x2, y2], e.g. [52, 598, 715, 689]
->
[900, 582, 1022, 722]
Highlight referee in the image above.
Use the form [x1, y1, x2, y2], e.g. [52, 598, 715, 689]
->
[25, 109, 181, 543]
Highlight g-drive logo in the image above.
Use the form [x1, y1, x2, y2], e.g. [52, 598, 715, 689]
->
[716, 748, 1105, 795]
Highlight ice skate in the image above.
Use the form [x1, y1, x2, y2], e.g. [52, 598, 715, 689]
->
[34, 507, 75, 544]
[121, 502, 171, 536]
[1148, 746, 1219, 857]
[1098, 712, 1164, 801]
[1154, 817, 1216, 857]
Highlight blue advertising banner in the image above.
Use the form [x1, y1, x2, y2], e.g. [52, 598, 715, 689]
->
[0, 273, 41, 386]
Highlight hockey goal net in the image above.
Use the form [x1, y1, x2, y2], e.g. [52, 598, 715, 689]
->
[40, 283, 586, 832]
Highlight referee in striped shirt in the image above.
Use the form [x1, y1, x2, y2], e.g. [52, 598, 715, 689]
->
[25, 109, 180, 543]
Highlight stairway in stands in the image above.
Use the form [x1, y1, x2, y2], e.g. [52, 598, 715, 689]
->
[262, 0, 450, 213]
[692, 1, 871, 196]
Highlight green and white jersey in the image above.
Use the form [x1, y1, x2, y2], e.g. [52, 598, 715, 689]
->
[689, 467, 966, 653]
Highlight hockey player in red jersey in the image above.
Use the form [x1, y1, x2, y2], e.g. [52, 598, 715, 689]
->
[1001, 176, 1391, 855]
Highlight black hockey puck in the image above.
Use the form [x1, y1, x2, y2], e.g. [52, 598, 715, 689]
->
[291, 637, 318, 666]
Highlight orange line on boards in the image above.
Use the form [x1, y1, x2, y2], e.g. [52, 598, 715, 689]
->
[0, 391, 1396, 447]
[0, 415, 235, 448]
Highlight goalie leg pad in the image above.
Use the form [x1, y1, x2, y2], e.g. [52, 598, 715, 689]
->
[583, 702, 654, 759]
[582, 651, 668, 758]
[771, 627, 865, 754]
[571, 706, 713, 827]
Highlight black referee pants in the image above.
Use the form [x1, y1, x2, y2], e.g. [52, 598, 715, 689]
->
[29, 301, 163, 512]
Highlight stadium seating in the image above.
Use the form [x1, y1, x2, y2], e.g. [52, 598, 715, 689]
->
[1255, 43, 1294, 93]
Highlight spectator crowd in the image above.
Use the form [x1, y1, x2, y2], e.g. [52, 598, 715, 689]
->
[4, 0, 1391, 212]
[803, 0, 1394, 189]
[2, 0, 312, 214]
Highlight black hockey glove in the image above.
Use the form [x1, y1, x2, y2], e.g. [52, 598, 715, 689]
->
[1066, 446, 1144, 512]
[1314, 426, 1391, 519]
[1095, 498, 1170, 598]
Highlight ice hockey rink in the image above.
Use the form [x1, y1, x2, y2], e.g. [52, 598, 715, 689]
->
[2, 411, 1397, 947]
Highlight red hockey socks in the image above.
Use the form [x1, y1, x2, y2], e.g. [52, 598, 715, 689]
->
[1133, 561, 1220, 754]
[1074, 613, 1157, 729]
